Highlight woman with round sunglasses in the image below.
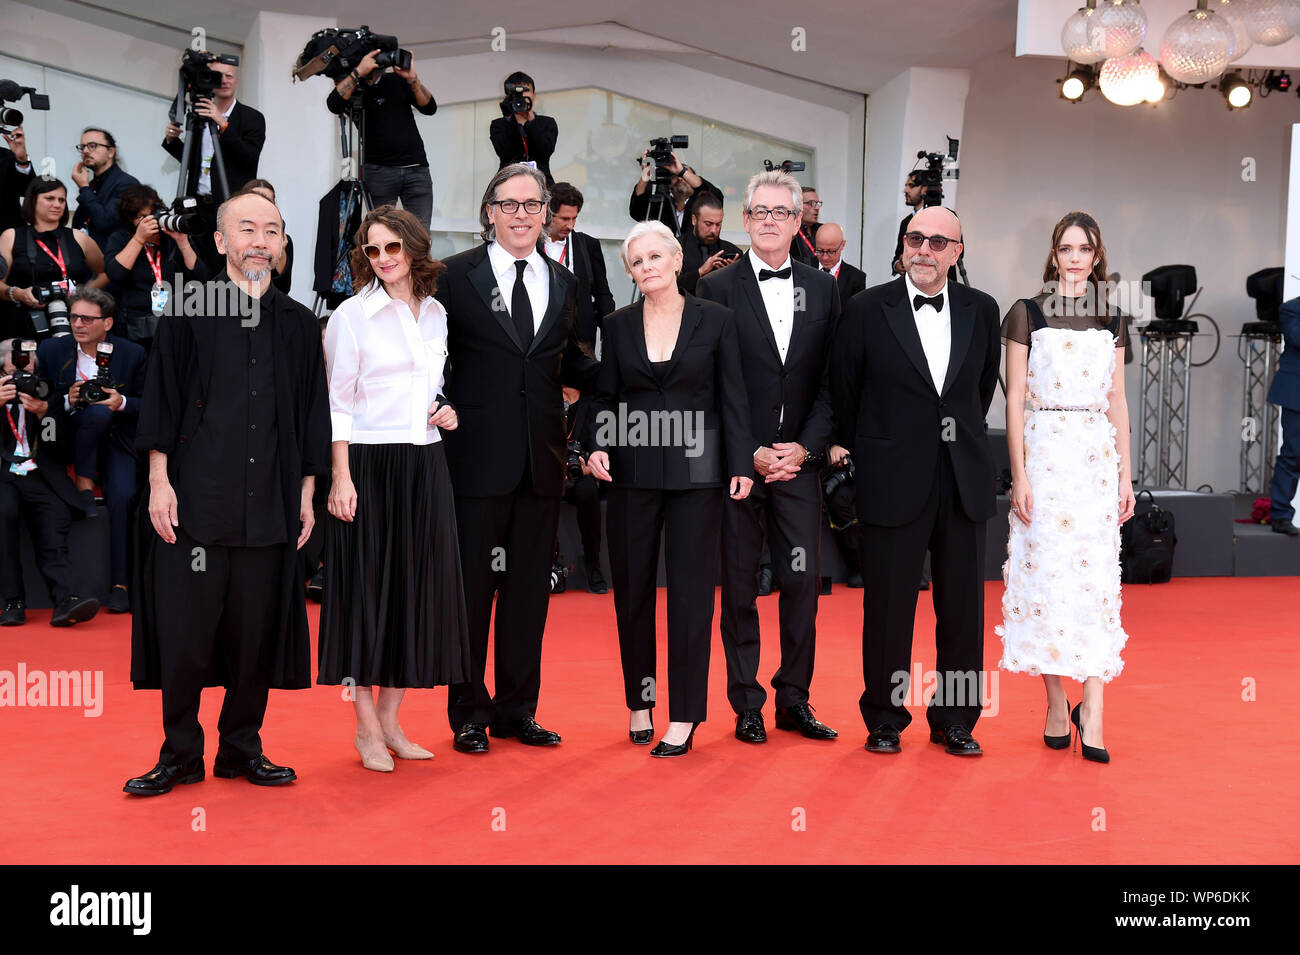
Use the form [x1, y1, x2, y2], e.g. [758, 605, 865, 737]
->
[317, 205, 471, 772]
[996, 211, 1135, 764]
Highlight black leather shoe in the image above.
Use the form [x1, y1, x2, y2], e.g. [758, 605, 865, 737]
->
[213, 752, 297, 785]
[846, 573, 864, 588]
[757, 565, 774, 596]
[586, 564, 609, 594]
[775, 702, 838, 739]
[819, 576, 832, 595]
[865, 726, 901, 753]
[650, 722, 698, 757]
[106, 587, 130, 614]
[50, 595, 100, 627]
[453, 722, 489, 753]
[306, 567, 324, 602]
[734, 707, 767, 743]
[930, 724, 983, 756]
[490, 716, 561, 746]
[629, 712, 654, 745]
[75, 488, 98, 520]
[1272, 518, 1300, 536]
[0, 598, 25, 626]
[124, 757, 205, 796]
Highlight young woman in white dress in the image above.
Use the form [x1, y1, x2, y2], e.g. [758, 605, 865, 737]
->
[996, 212, 1136, 763]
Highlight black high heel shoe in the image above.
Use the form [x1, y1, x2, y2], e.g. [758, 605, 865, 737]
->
[1071, 702, 1110, 764]
[629, 711, 654, 745]
[1044, 698, 1071, 750]
[650, 722, 699, 758]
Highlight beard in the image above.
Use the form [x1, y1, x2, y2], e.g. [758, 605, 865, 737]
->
[236, 251, 272, 282]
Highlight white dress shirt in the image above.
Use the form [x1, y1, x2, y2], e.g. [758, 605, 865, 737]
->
[826, 260, 842, 278]
[62, 346, 102, 412]
[198, 98, 238, 196]
[488, 241, 549, 334]
[543, 235, 572, 273]
[324, 280, 449, 445]
[748, 248, 794, 364]
[904, 273, 951, 393]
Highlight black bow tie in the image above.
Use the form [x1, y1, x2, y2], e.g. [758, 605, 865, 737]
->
[759, 267, 792, 281]
[913, 293, 944, 312]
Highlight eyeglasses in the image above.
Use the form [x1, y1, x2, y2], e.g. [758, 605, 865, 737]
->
[746, 206, 795, 221]
[805, 200, 824, 209]
[813, 247, 840, 256]
[489, 199, 545, 215]
[361, 239, 403, 259]
[75, 142, 109, 152]
[903, 231, 958, 252]
[69, 313, 106, 325]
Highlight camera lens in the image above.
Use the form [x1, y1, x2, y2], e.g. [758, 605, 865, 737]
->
[45, 298, 71, 337]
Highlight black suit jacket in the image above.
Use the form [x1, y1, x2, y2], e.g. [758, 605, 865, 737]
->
[829, 277, 1000, 526]
[832, 261, 867, 303]
[586, 295, 752, 489]
[489, 115, 558, 185]
[697, 257, 839, 459]
[0, 401, 81, 512]
[567, 230, 615, 346]
[71, 163, 140, 252]
[679, 232, 741, 296]
[628, 176, 723, 238]
[1267, 296, 1300, 411]
[36, 332, 147, 454]
[436, 243, 599, 498]
[0, 148, 35, 235]
[162, 101, 266, 196]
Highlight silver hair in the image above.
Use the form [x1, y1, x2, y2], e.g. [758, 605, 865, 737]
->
[743, 170, 802, 214]
[68, 287, 116, 317]
[620, 221, 682, 274]
[479, 163, 552, 242]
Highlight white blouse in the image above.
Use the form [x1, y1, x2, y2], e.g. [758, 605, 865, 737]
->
[324, 281, 449, 445]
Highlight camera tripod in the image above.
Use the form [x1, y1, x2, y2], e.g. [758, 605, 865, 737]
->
[171, 96, 232, 204]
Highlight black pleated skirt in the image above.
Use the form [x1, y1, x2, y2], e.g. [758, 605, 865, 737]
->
[317, 442, 471, 687]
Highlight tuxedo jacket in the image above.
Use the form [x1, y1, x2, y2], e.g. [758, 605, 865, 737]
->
[568, 230, 615, 346]
[435, 243, 599, 498]
[162, 101, 266, 195]
[36, 332, 147, 452]
[833, 262, 867, 304]
[1267, 297, 1300, 411]
[696, 257, 839, 458]
[829, 277, 1000, 526]
[586, 296, 752, 489]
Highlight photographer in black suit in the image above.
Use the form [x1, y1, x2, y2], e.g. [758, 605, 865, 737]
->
[434, 163, 598, 754]
[489, 72, 558, 186]
[814, 222, 866, 303]
[0, 127, 34, 235]
[697, 169, 840, 745]
[629, 150, 722, 238]
[679, 194, 741, 296]
[543, 182, 614, 347]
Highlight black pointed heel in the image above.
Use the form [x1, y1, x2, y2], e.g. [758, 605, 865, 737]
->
[650, 722, 698, 758]
[1044, 698, 1071, 750]
[1071, 702, 1110, 764]
[629, 711, 654, 745]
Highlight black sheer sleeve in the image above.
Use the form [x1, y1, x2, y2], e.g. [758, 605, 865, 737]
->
[1001, 299, 1031, 346]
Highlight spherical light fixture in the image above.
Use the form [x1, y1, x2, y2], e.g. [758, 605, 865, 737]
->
[1063, 4, 1107, 63]
[1215, 0, 1254, 61]
[1282, 0, 1300, 36]
[1145, 68, 1169, 102]
[1160, 4, 1237, 85]
[1242, 0, 1296, 45]
[1100, 46, 1161, 105]
[1091, 0, 1149, 58]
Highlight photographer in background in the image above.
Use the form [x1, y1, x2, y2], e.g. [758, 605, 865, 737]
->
[327, 49, 437, 229]
[891, 170, 927, 276]
[36, 288, 146, 613]
[103, 185, 200, 349]
[629, 149, 722, 238]
[1, 126, 34, 234]
[678, 193, 740, 295]
[560, 386, 606, 594]
[814, 222, 866, 303]
[71, 127, 139, 252]
[544, 182, 613, 347]
[0, 177, 107, 341]
[489, 72, 558, 186]
[789, 185, 821, 267]
[0, 337, 101, 627]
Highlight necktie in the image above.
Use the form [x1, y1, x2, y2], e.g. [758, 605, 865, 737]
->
[511, 259, 534, 348]
[913, 293, 944, 312]
[759, 267, 792, 281]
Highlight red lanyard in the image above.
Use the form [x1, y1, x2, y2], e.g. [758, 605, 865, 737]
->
[34, 238, 68, 281]
[558, 240, 567, 265]
[143, 245, 163, 285]
[797, 229, 815, 255]
[6, 405, 27, 454]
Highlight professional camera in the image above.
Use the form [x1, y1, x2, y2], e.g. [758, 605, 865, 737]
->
[29, 281, 73, 339]
[647, 135, 689, 167]
[565, 439, 586, 485]
[178, 49, 240, 103]
[762, 159, 806, 173]
[0, 79, 50, 134]
[291, 26, 411, 82]
[821, 457, 857, 531]
[154, 197, 204, 235]
[7, 340, 51, 400]
[915, 137, 960, 208]
[78, 342, 115, 407]
[500, 82, 533, 117]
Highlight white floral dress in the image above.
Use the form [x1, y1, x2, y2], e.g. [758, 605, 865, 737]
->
[996, 303, 1129, 683]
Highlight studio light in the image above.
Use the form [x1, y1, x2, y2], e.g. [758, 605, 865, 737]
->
[1262, 69, 1292, 92]
[1146, 66, 1170, 102]
[1060, 64, 1098, 100]
[1220, 71, 1253, 108]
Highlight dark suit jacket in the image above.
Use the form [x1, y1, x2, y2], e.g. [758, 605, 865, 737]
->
[697, 257, 839, 459]
[0, 400, 81, 512]
[586, 296, 752, 489]
[1267, 296, 1300, 411]
[628, 176, 723, 238]
[829, 277, 1001, 527]
[568, 230, 615, 346]
[71, 163, 140, 252]
[790, 223, 819, 267]
[679, 232, 741, 296]
[36, 332, 147, 454]
[489, 115, 558, 185]
[0, 148, 34, 235]
[435, 243, 599, 498]
[162, 101, 266, 196]
[832, 261, 867, 303]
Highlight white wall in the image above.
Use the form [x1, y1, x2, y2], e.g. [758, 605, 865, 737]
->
[959, 49, 1295, 493]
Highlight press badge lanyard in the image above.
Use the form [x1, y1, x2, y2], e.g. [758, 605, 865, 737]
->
[6, 406, 35, 474]
[35, 238, 68, 283]
[145, 245, 169, 313]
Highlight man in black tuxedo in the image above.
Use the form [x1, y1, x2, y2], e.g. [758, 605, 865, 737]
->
[679, 194, 741, 296]
[697, 169, 839, 744]
[489, 72, 558, 186]
[830, 206, 1000, 757]
[629, 151, 722, 238]
[36, 288, 146, 613]
[543, 182, 614, 348]
[813, 222, 866, 303]
[435, 163, 599, 753]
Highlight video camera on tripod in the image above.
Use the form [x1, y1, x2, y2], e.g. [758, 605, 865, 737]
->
[168, 48, 240, 204]
[291, 26, 412, 83]
[636, 135, 689, 216]
[914, 136, 960, 208]
[0, 79, 50, 134]
[762, 159, 806, 174]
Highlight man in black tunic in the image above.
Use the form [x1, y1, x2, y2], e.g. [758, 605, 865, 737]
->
[124, 192, 331, 796]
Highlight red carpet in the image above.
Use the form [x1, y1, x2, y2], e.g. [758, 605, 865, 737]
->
[0, 578, 1294, 864]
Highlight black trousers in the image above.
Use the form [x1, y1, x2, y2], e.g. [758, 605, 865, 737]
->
[153, 525, 284, 763]
[563, 473, 602, 561]
[857, 452, 986, 733]
[0, 474, 74, 604]
[448, 467, 561, 728]
[720, 468, 822, 713]
[606, 485, 721, 723]
[71, 407, 138, 587]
